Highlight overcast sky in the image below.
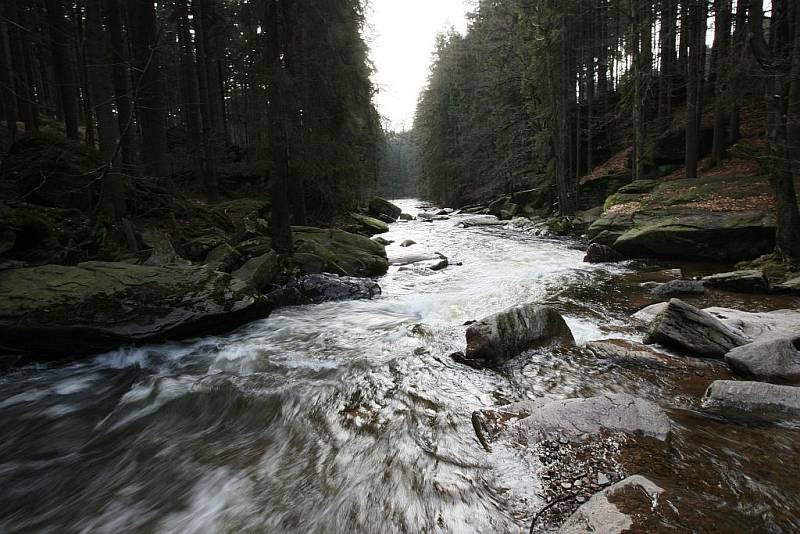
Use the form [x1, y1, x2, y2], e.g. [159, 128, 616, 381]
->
[367, 0, 470, 132]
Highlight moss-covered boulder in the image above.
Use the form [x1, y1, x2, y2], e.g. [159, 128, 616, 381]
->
[0, 132, 104, 210]
[589, 175, 777, 261]
[292, 226, 388, 277]
[348, 212, 390, 235]
[0, 261, 272, 357]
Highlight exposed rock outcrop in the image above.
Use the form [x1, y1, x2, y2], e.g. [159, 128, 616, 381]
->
[0, 262, 271, 357]
[292, 226, 388, 277]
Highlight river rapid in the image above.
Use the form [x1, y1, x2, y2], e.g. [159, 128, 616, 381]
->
[1, 199, 799, 533]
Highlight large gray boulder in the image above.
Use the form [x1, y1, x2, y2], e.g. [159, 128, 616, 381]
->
[583, 243, 624, 263]
[459, 216, 505, 228]
[725, 338, 800, 385]
[559, 475, 665, 534]
[462, 304, 574, 366]
[705, 307, 800, 344]
[644, 299, 749, 358]
[651, 279, 706, 297]
[232, 250, 280, 292]
[0, 262, 272, 357]
[368, 197, 401, 220]
[292, 226, 388, 277]
[702, 270, 769, 293]
[703, 380, 800, 418]
[500, 394, 671, 443]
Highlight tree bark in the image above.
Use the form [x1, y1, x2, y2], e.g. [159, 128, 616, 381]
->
[44, 0, 79, 138]
[105, 0, 138, 169]
[684, 0, 706, 179]
[0, 11, 18, 142]
[266, 0, 294, 252]
[192, 0, 220, 203]
[129, 0, 169, 176]
[711, 0, 732, 164]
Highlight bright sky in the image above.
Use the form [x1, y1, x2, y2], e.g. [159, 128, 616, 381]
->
[367, 0, 470, 132]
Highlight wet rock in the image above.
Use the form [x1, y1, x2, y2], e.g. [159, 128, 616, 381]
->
[390, 251, 441, 266]
[573, 206, 604, 233]
[286, 273, 381, 304]
[725, 338, 800, 385]
[232, 250, 280, 292]
[583, 243, 624, 263]
[400, 240, 416, 247]
[417, 211, 437, 221]
[183, 233, 230, 261]
[559, 475, 664, 534]
[292, 226, 388, 277]
[703, 380, 800, 418]
[651, 279, 706, 296]
[368, 197, 401, 220]
[462, 304, 575, 366]
[142, 229, 189, 266]
[775, 275, 800, 293]
[705, 307, 800, 343]
[429, 256, 448, 271]
[0, 262, 271, 357]
[632, 302, 668, 324]
[459, 216, 505, 228]
[502, 394, 671, 443]
[371, 236, 393, 246]
[348, 212, 390, 236]
[435, 208, 453, 216]
[644, 299, 749, 358]
[204, 243, 241, 273]
[702, 270, 769, 293]
[587, 339, 688, 369]
[398, 213, 414, 221]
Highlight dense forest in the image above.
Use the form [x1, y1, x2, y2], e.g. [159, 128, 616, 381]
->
[0, 0, 382, 232]
[415, 0, 800, 264]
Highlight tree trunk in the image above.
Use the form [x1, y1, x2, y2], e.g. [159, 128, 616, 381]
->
[0, 12, 18, 142]
[8, 0, 38, 132]
[192, 0, 220, 203]
[129, 0, 169, 176]
[685, 0, 706, 179]
[105, 0, 138, 169]
[44, 0, 79, 139]
[266, 0, 294, 253]
[176, 0, 204, 188]
[711, 0, 732, 164]
[86, 0, 126, 220]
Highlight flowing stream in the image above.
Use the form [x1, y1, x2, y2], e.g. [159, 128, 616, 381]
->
[1, 199, 799, 533]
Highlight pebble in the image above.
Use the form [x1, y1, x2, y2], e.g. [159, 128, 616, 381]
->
[560, 481, 572, 490]
[597, 473, 611, 487]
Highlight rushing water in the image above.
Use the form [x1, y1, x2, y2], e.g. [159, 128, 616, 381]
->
[1, 199, 799, 533]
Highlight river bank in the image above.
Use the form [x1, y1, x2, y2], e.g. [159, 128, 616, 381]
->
[1, 199, 798, 532]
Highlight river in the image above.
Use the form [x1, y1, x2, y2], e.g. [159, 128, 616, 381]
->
[1, 199, 799, 533]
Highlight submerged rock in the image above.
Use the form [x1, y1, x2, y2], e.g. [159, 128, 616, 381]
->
[368, 197, 401, 220]
[703, 380, 800, 418]
[292, 226, 388, 277]
[702, 270, 769, 293]
[498, 394, 671, 443]
[398, 213, 414, 221]
[371, 236, 393, 246]
[588, 339, 691, 370]
[725, 338, 800, 385]
[461, 304, 574, 366]
[400, 240, 416, 247]
[0, 262, 271, 357]
[286, 273, 381, 304]
[644, 299, 749, 358]
[559, 475, 665, 534]
[583, 243, 624, 263]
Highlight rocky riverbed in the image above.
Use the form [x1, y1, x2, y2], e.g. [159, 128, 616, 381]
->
[1, 198, 799, 533]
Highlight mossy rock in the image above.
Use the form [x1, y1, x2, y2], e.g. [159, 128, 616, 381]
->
[0, 132, 104, 210]
[348, 212, 390, 235]
[292, 226, 388, 277]
[0, 261, 272, 357]
[546, 216, 575, 236]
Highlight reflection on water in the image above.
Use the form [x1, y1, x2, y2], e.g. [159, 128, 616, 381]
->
[1, 199, 798, 533]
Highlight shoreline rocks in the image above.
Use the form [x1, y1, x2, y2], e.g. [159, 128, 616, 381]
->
[0, 261, 272, 357]
[703, 380, 800, 418]
[725, 338, 800, 385]
[368, 197, 401, 221]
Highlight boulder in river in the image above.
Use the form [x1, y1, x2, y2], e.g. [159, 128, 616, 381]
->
[461, 304, 574, 366]
[368, 197, 401, 220]
[400, 240, 416, 247]
[348, 212, 390, 236]
[583, 243, 624, 263]
[703, 380, 800, 418]
[503, 394, 672, 443]
[644, 299, 749, 358]
[0, 261, 272, 357]
[292, 226, 388, 277]
[232, 250, 280, 292]
[288, 273, 381, 304]
[588, 339, 694, 370]
[651, 279, 706, 297]
[559, 475, 665, 534]
[459, 216, 505, 228]
[701, 270, 769, 293]
[725, 338, 800, 385]
[398, 213, 414, 221]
